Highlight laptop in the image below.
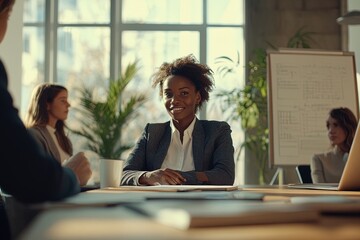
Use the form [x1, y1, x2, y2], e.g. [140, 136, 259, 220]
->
[288, 122, 360, 191]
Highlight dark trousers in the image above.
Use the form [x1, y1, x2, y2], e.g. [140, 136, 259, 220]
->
[0, 196, 11, 240]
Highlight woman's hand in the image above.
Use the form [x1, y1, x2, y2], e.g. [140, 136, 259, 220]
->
[63, 152, 92, 186]
[139, 168, 186, 185]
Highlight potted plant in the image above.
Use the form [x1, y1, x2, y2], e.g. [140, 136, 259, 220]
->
[215, 27, 315, 184]
[70, 62, 147, 159]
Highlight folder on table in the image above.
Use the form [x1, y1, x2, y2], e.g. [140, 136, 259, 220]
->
[127, 200, 319, 230]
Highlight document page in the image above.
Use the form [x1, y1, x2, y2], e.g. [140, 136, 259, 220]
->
[105, 185, 239, 192]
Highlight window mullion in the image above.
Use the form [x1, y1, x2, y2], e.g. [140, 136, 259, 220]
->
[45, 0, 58, 83]
[199, 0, 207, 120]
[110, 0, 121, 82]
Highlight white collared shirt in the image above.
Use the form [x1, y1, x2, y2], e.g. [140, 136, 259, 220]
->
[161, 117, 196, 171]
[46, 125, 70, 164]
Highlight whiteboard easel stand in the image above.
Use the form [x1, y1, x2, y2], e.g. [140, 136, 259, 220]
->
[270, 167, 284, 186]
[267, 49, 358, 167]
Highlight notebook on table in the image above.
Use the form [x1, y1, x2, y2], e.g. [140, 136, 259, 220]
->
[288, 122, 360, 191]
[105, 185, 239, 192]
[126, 200, 319, 229]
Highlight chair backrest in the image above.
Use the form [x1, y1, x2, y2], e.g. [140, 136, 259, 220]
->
[295, 165, 313, 184]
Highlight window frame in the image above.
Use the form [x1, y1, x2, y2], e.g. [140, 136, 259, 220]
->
[22, 0, 246, 184]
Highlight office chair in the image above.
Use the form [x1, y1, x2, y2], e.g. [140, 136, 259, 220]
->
[295, 165, 313, 184]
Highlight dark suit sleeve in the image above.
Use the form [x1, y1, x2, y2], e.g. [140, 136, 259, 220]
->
[0, 60, 80, 203]
[204, 122, 235, 184]
[182, 121, 235, 185]
[121, 125, 149, 185]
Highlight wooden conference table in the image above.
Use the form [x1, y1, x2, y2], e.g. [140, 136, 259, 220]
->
[15, 185, 360, 240]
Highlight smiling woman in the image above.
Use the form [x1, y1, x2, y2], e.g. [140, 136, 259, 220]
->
[121, 55, 235, 186]
[21, 0, 244, 186]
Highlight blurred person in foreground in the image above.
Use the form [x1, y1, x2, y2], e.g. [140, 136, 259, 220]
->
[0, 0, 91, 238]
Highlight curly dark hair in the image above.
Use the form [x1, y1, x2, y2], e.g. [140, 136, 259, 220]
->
[328, 107, 358, 152]
[151, 54, 214, 110]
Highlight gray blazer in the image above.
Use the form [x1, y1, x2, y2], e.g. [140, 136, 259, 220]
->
[311, 147, 348, 183]
[28, 126, 72, 163]
[0, 59, 79, 204]
[121, 119, 235, 185]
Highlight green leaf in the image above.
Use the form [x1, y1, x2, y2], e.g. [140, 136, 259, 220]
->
[69, 62, 147, 159]
[214, 27, 316, 184]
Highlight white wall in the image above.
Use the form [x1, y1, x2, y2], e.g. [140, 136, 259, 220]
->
[0, 0, 24, 108]
[0, 1, 358, 116]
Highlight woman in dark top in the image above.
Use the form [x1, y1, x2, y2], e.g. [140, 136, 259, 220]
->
[121, 55, 235, 186]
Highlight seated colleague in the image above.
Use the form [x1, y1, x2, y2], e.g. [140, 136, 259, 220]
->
[311, 107, 357, 183]
[0, 0, 89, 238]
[121, 55, 235, 186]
[25, 83, 92, 186]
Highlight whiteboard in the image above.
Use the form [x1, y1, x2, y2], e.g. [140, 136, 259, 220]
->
[268, 49, 359, 166]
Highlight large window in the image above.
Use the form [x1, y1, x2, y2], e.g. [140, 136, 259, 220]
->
[22, 0, 245, 183]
